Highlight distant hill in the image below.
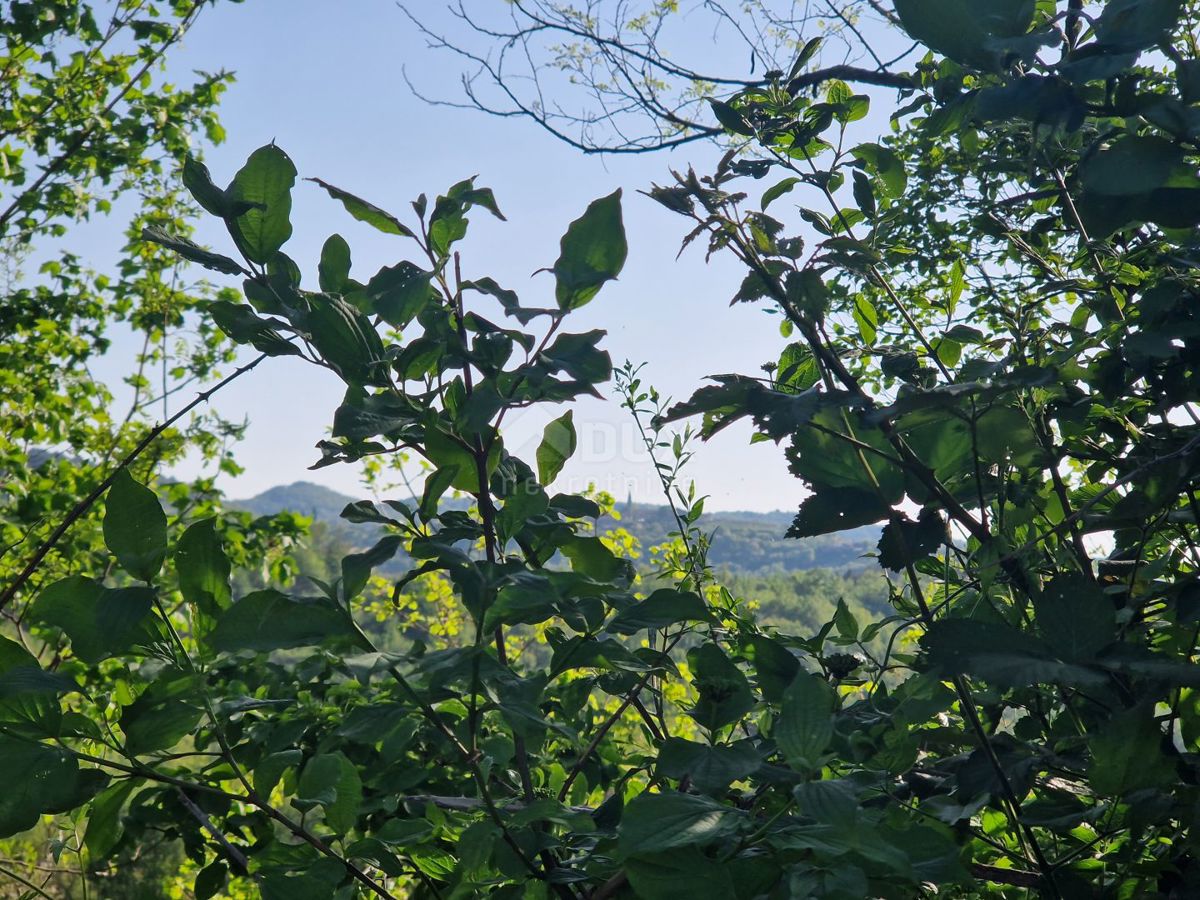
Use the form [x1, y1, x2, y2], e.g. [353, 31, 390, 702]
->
[232, 481, 878, 574]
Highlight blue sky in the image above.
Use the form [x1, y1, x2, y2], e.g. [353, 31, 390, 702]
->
[91, 0, 897, 512]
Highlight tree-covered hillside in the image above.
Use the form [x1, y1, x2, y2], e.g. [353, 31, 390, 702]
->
[234, 481, 879, 573]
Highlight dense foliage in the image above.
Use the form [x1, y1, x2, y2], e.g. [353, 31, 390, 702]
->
[6, 1, 1200, 898]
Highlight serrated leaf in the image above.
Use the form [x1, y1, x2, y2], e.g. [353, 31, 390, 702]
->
[775, 672, 835, 772]
[174, 519, 231, 616]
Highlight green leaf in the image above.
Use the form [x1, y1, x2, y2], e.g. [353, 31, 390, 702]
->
[536, 410, 577, 485]
[893, 0, 1036, 69]
[762, 177, 801, 209]
[1080, 135, 1184, 197]
[30, 577, 156, 664]
[0, 635, 69, 734]
[341, 535, 402, 601]
[103, 470, 168, 582]
[617, 791, 739, 858]
[1095, 0, 1183, 51]
[554, 190, 628, 310]
[787, 488, 891, 538]
[182, 155, 229, 217]
[367, 261, 433, 328]
[922, 618, 1106, 688]
[174, 519, 232, 616]
[775, 672, 835, 773]
[194, 861, 228, 900]
[877, 510, 947, 572]
[120, 672, 203, 755]
[688, 643, 756, 733]
[0, 738, 80, 837]
[656, 738, 760, 794]
[308, 177, 415, 237]
[625, 847, 736, 900]
[209, 300, 301, 357]
[852, 293, 877, 344]
[1033, 574, 1115, 661]
[709, 99, 755, 136]
[748, 636, 801, 704]
[142, 227, 246, 276]
[1089, 705, 1173, 796]
[318, 234, 352, 292]
[226, 144, 297, 264]
[296, 752, 362, 834]
[561, 535, 635, 587]
[607, 589, 713, 634]
[209, 591, 362, 653]
[305, 294, 387, 386]
[84, 779, 138, 862]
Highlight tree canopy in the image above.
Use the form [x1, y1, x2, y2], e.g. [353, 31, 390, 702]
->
[6, 1, 1200, 898]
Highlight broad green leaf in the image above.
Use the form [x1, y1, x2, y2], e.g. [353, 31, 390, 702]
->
[120, 671, 203, 755]
[656, 738, 760, 794]
[30, 577, 157, 664]
[209, 301, 301, 357]
[748, 635, 801, 704]
[877, 510, 947, 572]
[226, 144, 297, 264]
[709, 99, 754, 136]
[0, 635, 69, 734]
[561, 535, 635, 587]
[84, 779, 138, 862]
[318, 234, 352, 292]
[308, 177, 415, 237]
[103, 470, 167, 582]
[762, 177, 801, 209]
[617, 791, 738, 858]
[194, 861, 228, 900]
[625, 847, 736, 900]
[174, 519, 232, 616]
[1095, 0, 1183, 51]
[341, 535, 402, 601]
[688, 643, 755, 733]
[142, 227, 246, 276]
[1089, 705, 1173, 796]
[922, 618, 1106, 688]
[787, 488, 891, 538]
[306, 294, 388, 387]
[209, 590, 362, 653]
[367, 261, 433, 327]
[1080, 135, 1184, 197]
[0, 738, 80, 838]
[554, 190, 628, 310]
[607, 589, 713, 634]
[775, 672, 835, 772]
[1034, 574, 1115, 661]
[536, 410, 577, 485]
[296, 752, 362, 834]
[894, 0, 1036, 69]
[182, 155, 229, 216]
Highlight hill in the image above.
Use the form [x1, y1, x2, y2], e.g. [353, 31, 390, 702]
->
[232, 481, 879, 574]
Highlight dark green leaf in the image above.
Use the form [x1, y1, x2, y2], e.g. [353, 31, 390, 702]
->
[536, 410, 577, 485]
[226, 144, 297, 264]
[554, 190, 628, 310]
[142, 227, 246, 276]
[175, 519, 232, 616]
[296, 752, 361, 834]
[776, 672, 835, 772]
[30, 578, 156, 664]
[103, 470, 167, 582]
[308, 177, 414, 237]
[318, 234, 352, 292]
[617, 791, 738, 858]
[607, 589, 713, 634]
[0, 738, 80, 837]
[209, 591, 362, 653]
